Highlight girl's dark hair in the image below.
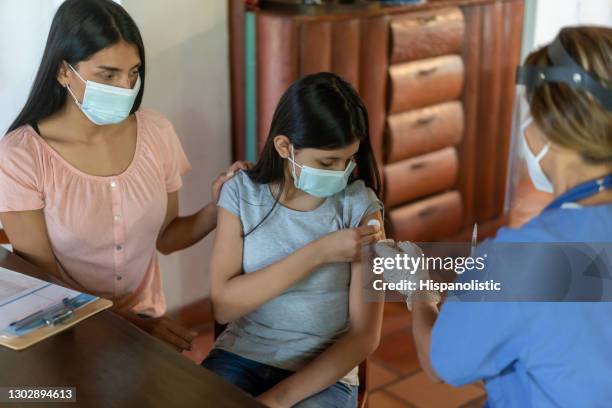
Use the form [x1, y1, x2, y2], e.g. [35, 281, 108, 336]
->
[7, 0, 145, 134]
[245, 72, 383, 236]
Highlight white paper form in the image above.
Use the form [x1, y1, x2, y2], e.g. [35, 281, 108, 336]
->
[0, 267, 81, 331]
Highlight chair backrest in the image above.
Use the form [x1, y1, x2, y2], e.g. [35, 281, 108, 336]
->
[213, 321, 226, 340]
[0, 229, 9, 245]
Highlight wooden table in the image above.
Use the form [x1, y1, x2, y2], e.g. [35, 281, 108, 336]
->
[0, 247, 264, 408]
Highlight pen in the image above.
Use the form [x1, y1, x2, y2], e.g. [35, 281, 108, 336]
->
[9, 297, 70, 329]
[9, 309, 45, 327]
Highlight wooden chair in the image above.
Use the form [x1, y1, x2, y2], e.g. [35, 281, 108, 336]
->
[213, 322, 368, 407]
[0, 229, 9, 245]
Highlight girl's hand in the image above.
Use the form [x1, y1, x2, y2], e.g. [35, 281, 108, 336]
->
[256, 392, 286, 408]
[211, 161, 252, 203]
[314, 224, 380, 264]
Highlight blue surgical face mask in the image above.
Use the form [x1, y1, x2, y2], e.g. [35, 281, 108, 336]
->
[287, 144, 356, 197]
[66, 64, 141, 126]
[521, 117, 554, 193]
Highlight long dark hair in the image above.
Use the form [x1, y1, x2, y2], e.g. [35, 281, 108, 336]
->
[7, 0, 145, 134]
[244, 72, 383, 236]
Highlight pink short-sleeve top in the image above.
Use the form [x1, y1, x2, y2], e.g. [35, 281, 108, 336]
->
[0, 108, 192, 317]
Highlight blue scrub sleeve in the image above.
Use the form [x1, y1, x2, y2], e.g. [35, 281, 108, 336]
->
[429, 240, 530, 386]
[430, 301, 527, 386]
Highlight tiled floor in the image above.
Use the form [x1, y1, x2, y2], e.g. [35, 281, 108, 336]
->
[365, 303, 487, 408]
[181, 178, 549, 407]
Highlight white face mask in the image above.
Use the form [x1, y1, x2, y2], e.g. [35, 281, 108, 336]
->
[66, 63, 141, 126]
[287, 145, 356, 197]
[521, 117, 554, 193]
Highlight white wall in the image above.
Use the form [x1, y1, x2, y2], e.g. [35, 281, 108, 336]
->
[523, 0, 612, 55]
[0, 0, 64, 133]
[0, 0, 231, 311]
[122, 0, 231, 311]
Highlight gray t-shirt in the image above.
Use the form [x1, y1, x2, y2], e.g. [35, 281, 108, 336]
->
[213, 169, 383, 386]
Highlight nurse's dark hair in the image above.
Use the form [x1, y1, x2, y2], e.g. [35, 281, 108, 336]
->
[6, 0, 145, 134]
[243, 72, 383, 237]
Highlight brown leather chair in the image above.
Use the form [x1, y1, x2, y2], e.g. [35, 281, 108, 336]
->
[213, 322, 368, 407]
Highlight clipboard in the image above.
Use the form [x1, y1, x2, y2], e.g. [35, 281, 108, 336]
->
[0, 297, 112, 351]
[0, 267, 113, 351]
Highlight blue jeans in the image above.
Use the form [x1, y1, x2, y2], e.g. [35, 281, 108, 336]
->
[202, 349, 358, 408]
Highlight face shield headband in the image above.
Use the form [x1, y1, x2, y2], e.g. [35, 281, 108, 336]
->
[516, 35, 612, 111]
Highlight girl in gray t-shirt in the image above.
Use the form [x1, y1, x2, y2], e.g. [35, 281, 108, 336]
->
[202, 72, 385, 408]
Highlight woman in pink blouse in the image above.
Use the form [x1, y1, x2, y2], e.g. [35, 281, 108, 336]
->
[0, 0, 248, 351]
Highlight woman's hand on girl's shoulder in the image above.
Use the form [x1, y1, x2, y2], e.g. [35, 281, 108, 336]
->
[211, 160, 253, 203]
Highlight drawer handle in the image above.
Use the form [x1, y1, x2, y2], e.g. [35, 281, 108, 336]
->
[416, 15, 438, 25]
[414, 115, 436, 126]
[418, 206, 437, 218]
[417, 66, 438, 77]
[410, 161, 427, 170]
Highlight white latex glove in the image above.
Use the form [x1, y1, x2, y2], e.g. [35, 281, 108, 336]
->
[374, 239, 441, 311]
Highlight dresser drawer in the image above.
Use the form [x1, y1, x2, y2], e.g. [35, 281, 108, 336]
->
[389, 190, 462, 242]
[384, 147, 458, 207]
[386, 101, 464, 163]
[390, 7, 465, 64]
[389, 55, 464, 114]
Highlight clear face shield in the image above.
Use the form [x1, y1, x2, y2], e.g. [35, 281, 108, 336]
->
[504, 34, 612, 217]
[504, 83, 555, 217]
[504, 83, 532, 217]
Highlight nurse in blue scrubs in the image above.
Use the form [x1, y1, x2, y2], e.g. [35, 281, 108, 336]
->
[378, 26, 612, 407]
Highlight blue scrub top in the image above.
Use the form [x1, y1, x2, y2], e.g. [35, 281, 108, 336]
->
[431, 204, 612, 407]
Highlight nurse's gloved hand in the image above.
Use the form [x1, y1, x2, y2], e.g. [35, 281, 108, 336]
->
[374, 239, 441, 311]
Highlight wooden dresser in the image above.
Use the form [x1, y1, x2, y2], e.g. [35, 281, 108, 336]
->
[228, 0, 525, 242]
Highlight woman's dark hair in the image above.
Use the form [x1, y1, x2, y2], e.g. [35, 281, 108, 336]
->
[7, 0, 145, 134]
[244, 72, 383, 236]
